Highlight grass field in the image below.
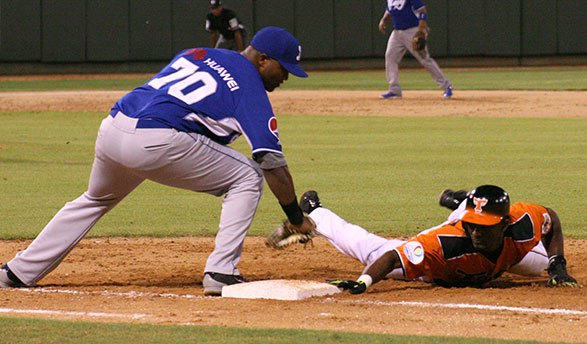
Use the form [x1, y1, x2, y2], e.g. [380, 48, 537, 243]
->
[0, 316, 539, 344]
[1, 67, 586, 92]
[0, 68, 586, 343]
[1, 113, 586, 239]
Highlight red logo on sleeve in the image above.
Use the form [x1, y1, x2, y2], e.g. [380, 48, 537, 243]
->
[184, 48, 207, 60]
[268, 117, 279, 138]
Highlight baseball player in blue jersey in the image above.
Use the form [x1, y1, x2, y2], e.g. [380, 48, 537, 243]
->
[0, 27, 315, 296]
[379, 0, 453, 99]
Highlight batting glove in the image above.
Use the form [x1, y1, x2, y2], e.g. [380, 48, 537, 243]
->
[546, 256, 580, 288]
[329, 280, 368, 294]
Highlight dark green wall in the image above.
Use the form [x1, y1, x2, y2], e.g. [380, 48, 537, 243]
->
[0, 0, 41, 61]
[296, 0, 334, 58]
[522, 0, 557, 55]
[87, 0, 129, 61]
[0, 0, 585, 63]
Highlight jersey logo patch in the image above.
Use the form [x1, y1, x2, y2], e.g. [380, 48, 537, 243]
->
[541, 212, 552, 235]
[403, 241, 425, 265]
[390, 0, 407, 11]
[183, 48, 207, 60]
[268, 117, 279, 139]
[473, 197, 488, 213]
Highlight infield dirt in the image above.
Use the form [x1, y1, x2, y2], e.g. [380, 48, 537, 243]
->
[1, 88, 586, 342]
[1, 237, 586, 342]
[0, 89, 586, 118]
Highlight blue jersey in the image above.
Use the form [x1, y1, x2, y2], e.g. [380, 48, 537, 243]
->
[111, 48, 281, 156]
[386, 0, 425, 30]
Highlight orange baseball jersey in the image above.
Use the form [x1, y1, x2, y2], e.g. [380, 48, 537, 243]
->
[394, 202, 550, 287]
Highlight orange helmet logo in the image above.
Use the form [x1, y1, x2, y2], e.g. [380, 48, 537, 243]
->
[473, 197, 488, 213]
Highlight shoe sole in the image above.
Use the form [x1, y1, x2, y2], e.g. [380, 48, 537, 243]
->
[380, 96, 402, 99]
[203, 288, 222, 296]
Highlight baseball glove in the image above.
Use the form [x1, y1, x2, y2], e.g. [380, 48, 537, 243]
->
[412, 30, 427, 51]
[265, 215, 317, 249]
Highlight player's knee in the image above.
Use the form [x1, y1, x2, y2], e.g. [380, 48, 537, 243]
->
[82, 192, 121, 205]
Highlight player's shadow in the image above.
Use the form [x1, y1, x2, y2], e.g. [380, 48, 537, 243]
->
[38, 278, 203, 289]
[480, 278, 543, 289]
[368, 277, 543, 294]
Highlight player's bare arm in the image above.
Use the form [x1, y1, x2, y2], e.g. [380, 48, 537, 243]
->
[330, 250, 402, 295]
[541, 208, 579, 287]
[234, 30, 244, 52]
[364, 250, 403, 285]
[379, 12, 391, 33]
[209, 31, 218, 48]
[542, 208, 564, 257]
[262, 165, 296, 206]
[262, 165, 314, 233]
[415, 7, 428, 32]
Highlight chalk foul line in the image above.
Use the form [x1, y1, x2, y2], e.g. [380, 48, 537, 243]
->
[324, 298, 587, 316]
[0, 307, 147, 319]
[9, 287, 587, 317]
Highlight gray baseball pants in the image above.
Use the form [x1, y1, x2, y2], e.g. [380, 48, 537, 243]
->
[385, 26, 451, 95]
[8, 113, 264, 285]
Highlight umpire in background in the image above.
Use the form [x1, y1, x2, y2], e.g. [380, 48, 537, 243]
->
[205, 0, 247, 52]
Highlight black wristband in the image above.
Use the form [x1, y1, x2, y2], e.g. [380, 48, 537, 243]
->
[280, 199, 304, 225]
[547, 255, 567, 272]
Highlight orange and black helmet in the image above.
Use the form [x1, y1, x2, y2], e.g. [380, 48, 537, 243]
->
[460, 185, 510, 226]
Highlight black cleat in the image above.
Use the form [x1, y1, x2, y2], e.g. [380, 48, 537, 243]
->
[299, 190, 322, 214]
[438, 189, 468, 210]
[203, 272, 246, 296]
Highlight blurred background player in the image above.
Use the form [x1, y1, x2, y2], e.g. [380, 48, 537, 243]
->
[378, 0, 453, 99]
[283, 186, 578, 293]
[205, 0, 247, 52]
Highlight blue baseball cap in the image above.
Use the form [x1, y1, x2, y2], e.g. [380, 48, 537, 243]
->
[251, 27, 308, 78]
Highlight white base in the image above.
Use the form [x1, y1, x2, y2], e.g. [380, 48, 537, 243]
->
[221, 279, 340, 300]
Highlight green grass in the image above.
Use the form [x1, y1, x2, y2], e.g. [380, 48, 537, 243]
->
[0, 68, 586, 92]
[1, 112, 585, 239]
[0, 317, 544, 344]
[281, 68, 587, 90]
[0, 78, 151, 92]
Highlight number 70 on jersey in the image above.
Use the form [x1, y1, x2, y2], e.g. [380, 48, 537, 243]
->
[148, 57, 218, 105]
